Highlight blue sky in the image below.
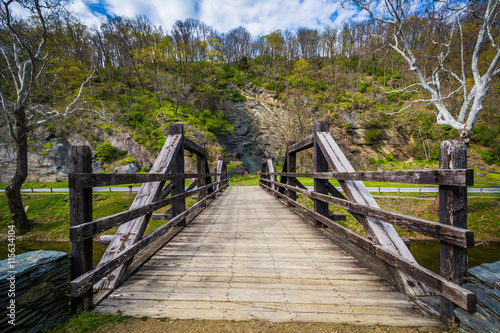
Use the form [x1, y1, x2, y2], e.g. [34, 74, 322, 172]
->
[71, 0, 361, 36]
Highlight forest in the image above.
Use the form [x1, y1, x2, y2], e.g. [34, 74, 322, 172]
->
[1, 1, 500, 173]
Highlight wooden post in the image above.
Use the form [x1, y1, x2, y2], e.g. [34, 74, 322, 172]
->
[313, 121, 329, 228]
[439, 140, 470, 323]
[197, 148, 206, 206]
[69, 146, 93, 312]
[170, 124, 186, 227]
[287, 141, 297, 204]
[215, 157, 224, 194]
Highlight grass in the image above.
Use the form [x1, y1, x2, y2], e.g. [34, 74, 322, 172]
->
[45, 311, 123, 333]
[296, 192, 500, 242]
[0, 192, 198, 241]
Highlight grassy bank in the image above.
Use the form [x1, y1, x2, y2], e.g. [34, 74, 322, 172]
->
[0, 192, 197, 241]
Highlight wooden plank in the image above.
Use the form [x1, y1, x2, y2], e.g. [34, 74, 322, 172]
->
[184, 137, 206, 156]
[70, 172, 217, 188]
[288, 135, 314, 154]
[70, 183, 228, 297]
[69, 146, 93, 312]
[315, 131, 431, 298]
[286, 142, 297, 202]
[262, 169, 473, 186]
[260, 182, 476, 311]
[93, 132, 182, 290]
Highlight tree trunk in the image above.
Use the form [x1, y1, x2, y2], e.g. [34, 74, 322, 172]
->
[5, 105, 30, 232]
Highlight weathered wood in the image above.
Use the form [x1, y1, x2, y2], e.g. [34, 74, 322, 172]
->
[267, 157, 276, 191]
[261, 169, 473, 186]
[440, 140, 470, 285]
[214, 157, 224, 193]
[159, 183, 172, 200]
[94, 130, 182, 291]
[69, 182, 219, 241]
[265, 178, 472, 248]
[260, 182, 476, 312]
[314, 121, 329, 228]
[70, 173, 217, 189]
[278, 154, 287, 194]
[315, 131, 430, 297]
[69, 145, 93, 312]
[171, 124, 186, 227]
[286, 141, 297, 202]
[288, 135, 314, 154]
[95, 187, 444, 328]
[439, 141, 470, 324]
[70, 183, 228, 298]
[184, 137, 206, 156]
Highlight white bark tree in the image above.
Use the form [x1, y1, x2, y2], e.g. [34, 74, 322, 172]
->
[350, 0, 500, 141]
[0, 0, 92, 231]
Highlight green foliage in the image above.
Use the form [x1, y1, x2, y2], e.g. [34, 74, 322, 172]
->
[189, 109, 233, 135]
[95, 141, 116, 163]
[45, 311, 121, 333]
[360, 118, 387, 129]
[364, 129, 382, 145]
[38, 150, 49, 155]
[42, 142, 56, 149]
[357, 81, 370, 93]
[28, 147, 36, 151]
[223, 89, 246, 102]
[472, 121, 500, 165]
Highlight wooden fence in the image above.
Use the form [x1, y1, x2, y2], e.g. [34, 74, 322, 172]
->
[68, 124, 228, 312]
[259, 121, 476, 323]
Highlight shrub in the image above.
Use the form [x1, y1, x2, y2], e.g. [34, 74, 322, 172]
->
[95, 141, 116, 163]
[38, 150, 49, 155]
[364, 129, 382, 145]
[42, 142, 56, 149]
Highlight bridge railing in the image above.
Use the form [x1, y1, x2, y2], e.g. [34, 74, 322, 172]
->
[259, 121, 476, 322]
[68, 124, 228, 312]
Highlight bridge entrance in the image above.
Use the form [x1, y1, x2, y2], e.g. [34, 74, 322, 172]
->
[94, 187, 443, 328]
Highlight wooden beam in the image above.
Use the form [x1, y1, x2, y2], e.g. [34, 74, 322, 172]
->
[260, 182, 476, 312]
[288, 135, 314, 154]
[261, 169, 473, 186]
[94, 129, 182, 291]
[171, 124, 186, 227]
[70, 183, 228, 298]
[287, 141, 297, 203]
[265, 178, 473, 248]
[70, 173, 218, 189]
[315, 131, 430, 297]
[215, 157, 224, 193]
[314, 122, 329, 228]
[69, 146, 93, 312]
[184, 138, 206, 156]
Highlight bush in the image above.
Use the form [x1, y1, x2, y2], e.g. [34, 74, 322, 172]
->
[95, 141, 116, 163]
[364, 129, 382, 145]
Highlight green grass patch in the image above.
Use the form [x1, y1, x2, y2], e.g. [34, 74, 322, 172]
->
[45, 311, 124, 333]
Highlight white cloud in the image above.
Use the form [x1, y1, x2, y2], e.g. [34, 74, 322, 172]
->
[70, 0, 359, 35]
[70, 0, 107, 28]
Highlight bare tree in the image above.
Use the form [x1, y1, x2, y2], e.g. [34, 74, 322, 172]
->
[0, 0, 92, 231]
[351, 0, 500, 141]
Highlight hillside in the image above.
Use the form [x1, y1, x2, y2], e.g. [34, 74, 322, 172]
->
[1, 14, 500, 182]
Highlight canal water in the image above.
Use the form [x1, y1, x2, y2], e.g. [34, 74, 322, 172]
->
[0, 240, 499, 273]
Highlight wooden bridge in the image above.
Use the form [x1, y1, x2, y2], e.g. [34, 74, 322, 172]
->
[68, 122, 476, 328]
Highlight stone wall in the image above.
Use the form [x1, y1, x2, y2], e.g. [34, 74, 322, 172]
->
[0, 250, 70, 333]
[454, 261, 500, 332]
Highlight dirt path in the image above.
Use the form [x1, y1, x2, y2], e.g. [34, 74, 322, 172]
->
[94, 318, 448, 333]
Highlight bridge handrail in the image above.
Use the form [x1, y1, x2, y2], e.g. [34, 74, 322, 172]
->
[260, 176, 473, 248]
[259, 121, 476, 319]
[69, 180, 228, 299]
[261, 169, 473, 186]
[68, 123, 229, 312]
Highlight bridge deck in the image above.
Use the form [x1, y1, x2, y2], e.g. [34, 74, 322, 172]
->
[95, 187, 443, 328]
